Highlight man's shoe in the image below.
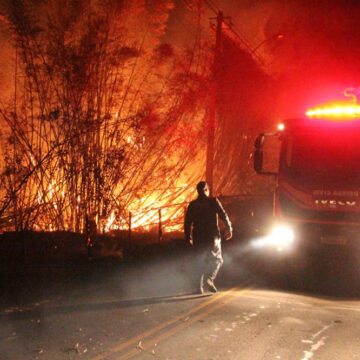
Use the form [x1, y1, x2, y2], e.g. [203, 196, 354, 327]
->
[206, 278, 217, 293]
[199, 274, 205, 294]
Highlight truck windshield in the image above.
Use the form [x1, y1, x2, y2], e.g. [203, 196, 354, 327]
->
[280, 130, 360, 186]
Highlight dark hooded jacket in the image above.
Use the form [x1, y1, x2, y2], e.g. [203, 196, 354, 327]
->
[184, 196, 232, 248]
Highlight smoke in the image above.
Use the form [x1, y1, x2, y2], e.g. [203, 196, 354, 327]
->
[217, 0, 360, 116]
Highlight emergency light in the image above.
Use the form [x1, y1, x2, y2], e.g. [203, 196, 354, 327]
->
[306, 103, 360, 119]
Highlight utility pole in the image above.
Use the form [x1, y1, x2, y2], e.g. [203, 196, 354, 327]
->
[206, 11, 224, 195]
[13, 45, 18, 231]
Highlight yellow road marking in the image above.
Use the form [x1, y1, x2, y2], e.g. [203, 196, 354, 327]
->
[91, 285, 244, 360]
[117, 287, 250, 360]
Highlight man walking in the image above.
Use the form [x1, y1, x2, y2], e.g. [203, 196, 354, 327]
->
[184, 181, 232, 293]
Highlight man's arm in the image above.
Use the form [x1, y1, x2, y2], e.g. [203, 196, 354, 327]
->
[214, 198, 232, 240]
[184, 203, 193, 244]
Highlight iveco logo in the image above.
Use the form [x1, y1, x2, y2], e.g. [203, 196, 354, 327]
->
[315, 200, 357, 206]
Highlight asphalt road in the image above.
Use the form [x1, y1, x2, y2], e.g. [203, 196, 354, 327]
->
[2, 239, 360, 359]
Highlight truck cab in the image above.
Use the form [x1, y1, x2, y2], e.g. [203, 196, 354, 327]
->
[254, 101, 360, 251]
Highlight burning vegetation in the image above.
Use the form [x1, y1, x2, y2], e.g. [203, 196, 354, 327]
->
[0, 0, 210, 234]
[0, 0, 276, 236]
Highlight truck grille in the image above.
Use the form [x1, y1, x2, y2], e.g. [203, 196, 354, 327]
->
[279, 192, 360, 225]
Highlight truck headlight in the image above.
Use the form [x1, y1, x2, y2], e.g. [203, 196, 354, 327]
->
[268, 226, 294, 251]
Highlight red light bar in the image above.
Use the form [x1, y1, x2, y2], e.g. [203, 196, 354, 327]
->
[306, 104, 360, 119]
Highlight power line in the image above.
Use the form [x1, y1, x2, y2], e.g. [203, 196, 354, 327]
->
[203, 0, 267, 68]
[180, 0, 257, 57]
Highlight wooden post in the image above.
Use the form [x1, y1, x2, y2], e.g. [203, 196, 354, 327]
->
[128, 211, 132, 247]
[183, 206, 187, 243]
[158, 209, 162, 243]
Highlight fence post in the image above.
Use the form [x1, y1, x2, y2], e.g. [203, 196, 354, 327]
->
[158, 209, 162, 243]
[128, 211, 132, 247]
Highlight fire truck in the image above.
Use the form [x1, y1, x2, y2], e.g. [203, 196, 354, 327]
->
[253, 98, 360, 253]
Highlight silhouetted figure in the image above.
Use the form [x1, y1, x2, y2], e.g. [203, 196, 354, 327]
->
[85, 214, 97, 259]
[184, 181, 232, 293]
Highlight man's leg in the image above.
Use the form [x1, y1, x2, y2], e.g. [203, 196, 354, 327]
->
[205, 239, 223, 292]
[199, 273, 204, 294]
[193, 247, 207, 293]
